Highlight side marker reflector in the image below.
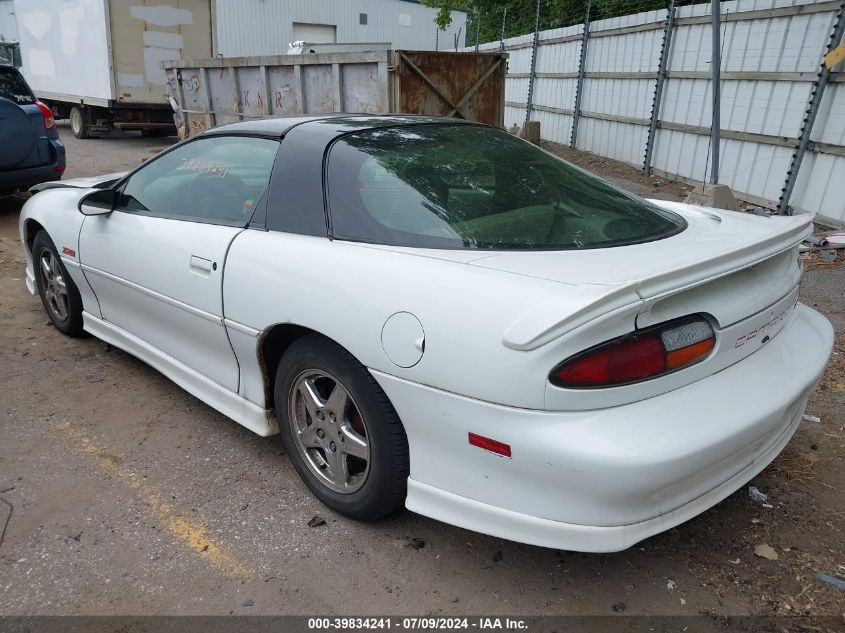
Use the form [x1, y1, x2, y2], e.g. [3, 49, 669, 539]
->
[468, 432, 512, 458]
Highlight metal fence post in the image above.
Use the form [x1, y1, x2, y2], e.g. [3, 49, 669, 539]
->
[475, 12, 481, 51]
[710, 0, 721, 183]
[570, 0, 592, 148]
[525, 0, 542, 123]
[776, 2, 845, 215]
[643, 0, 676, 175]
[500, 8, 507, 52]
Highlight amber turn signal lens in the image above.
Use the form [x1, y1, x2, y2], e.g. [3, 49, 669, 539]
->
[666, 337, 715, 369]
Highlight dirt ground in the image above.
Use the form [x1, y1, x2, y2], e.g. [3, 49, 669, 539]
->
[0, 123, 843, 619]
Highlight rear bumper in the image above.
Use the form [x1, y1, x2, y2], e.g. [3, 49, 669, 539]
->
[0, 165, 63, 192]
[373, 303, 833, 552]
[0, 139, 65, 192]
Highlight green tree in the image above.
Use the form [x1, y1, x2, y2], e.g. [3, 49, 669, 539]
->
[423, 0, 699, 47]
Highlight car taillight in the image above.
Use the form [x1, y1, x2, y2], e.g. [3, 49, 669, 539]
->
[36, 101, 55, 129]
[550, 317, 715, 388]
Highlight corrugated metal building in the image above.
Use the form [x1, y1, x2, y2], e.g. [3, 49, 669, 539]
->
[214, 0, 467, 57]
[0, 0, 17, 42]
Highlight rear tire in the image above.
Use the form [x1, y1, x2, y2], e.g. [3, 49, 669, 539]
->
[32, 231, 85, 337]
[275, 335, 409, 521]
[69, 106, 90, 139]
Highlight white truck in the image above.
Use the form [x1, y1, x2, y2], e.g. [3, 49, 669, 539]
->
[14, 0, 212, 138]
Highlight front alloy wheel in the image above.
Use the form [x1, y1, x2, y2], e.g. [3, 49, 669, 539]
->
[37, 246, 69, 323]
[32, 230, 85, 337]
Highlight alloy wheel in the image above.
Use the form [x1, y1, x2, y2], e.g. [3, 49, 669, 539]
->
[38, 247, 69, 322]
[288, 370, 370, 494]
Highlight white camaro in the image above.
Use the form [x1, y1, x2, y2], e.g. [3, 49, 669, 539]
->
[19, 115, 833, 552]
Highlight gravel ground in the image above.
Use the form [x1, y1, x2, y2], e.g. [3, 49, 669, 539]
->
[0, 123, 843, 618]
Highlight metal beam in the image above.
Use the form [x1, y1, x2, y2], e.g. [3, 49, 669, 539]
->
[590, 21, 666, 38]
[668, 70, 844, 82]
[509, 72, 577, 79]
[532, 104, 575, 116]
[710, 0, 721, 184]
[504, 35, 576, 51]
[644, 2, 676, 175]
[675, 0, 842, 26]
[509, 70, 844, 81]
[162, 51, 390, 69]
[570, 0, 592, 148]
[532, 106, 845, 156]
[507, 108, 845, 159]
[657, 120, 806, 150]
[777, 1, 845, 214]
[524, 0, 542, 123]
[581, 111, 645, 126]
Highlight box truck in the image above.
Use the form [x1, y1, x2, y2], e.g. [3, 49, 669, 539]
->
[14, 0, 212, 138]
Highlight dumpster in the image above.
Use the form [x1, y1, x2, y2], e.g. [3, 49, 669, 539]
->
[163, 48, 506, 138]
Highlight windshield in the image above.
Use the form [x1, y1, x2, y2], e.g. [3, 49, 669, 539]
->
[326, 125, 685, 250]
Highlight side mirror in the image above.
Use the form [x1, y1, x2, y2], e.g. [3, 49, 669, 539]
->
[78, 188, 117, 216]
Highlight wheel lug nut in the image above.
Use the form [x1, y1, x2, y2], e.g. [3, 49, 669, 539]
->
[316, 429, 325, 439]
[329, 441, 336, 452]
[316, 412, 325, 421]
[329, 413, 336, 422]
[338, 433, 344, 442]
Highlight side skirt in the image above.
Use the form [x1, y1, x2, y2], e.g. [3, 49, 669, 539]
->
[83, 312, 279, 437]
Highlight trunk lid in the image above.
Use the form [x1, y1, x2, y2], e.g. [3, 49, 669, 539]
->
[468, 202, 809, 349]
[468, 202, 807, 298]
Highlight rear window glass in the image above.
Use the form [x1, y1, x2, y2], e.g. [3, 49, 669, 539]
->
[0, 68, 35, 105]
[327, 125, 685, 250]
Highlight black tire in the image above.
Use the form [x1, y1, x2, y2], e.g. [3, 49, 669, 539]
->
[69, 106, 90, 139]
[275, 335, 409, 521]
[32, 231, 85, 337]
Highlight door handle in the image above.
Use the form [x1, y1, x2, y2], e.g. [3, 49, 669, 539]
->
[189, 255, 214, 274]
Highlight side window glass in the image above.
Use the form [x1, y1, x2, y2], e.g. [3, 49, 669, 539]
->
[117, 136, 279, 224]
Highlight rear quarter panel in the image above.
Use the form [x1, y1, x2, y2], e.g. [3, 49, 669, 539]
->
[222, 230, 644, 410]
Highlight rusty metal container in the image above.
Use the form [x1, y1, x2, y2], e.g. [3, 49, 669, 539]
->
[162, 48, 506, 138]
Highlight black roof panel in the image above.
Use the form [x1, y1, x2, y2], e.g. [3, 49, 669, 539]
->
[202, 113, 482, 138]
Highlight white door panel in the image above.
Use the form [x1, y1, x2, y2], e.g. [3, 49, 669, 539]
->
[80, 211, 242, 390]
